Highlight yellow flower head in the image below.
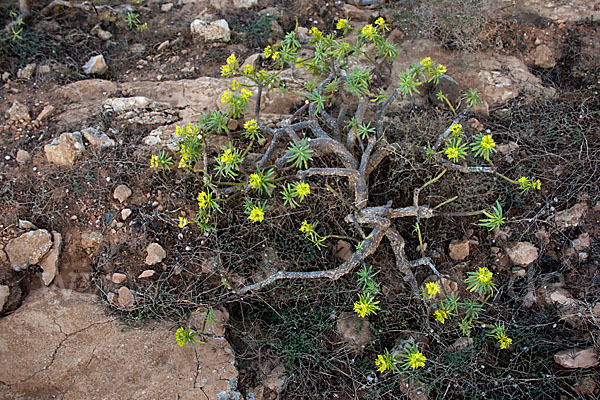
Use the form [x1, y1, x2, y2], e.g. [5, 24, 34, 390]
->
[475, 267, 493, 286]
[534, 179, 541, 190]
[231, 79, 241, 91]
[309, 27, 322, 39]
[294, 182, 310, 200]
[220, 148, 235, 165]
[178, 216, 189, 228]
[243, 64, 254, 75]
[436, 64, 447, 75]
[407, 351, 426, 370]
[263, 45, 272, 58]
[480, 134, 495, 150]
[197, 191, 209, 209]
[375, 354, 393, 373]
[299, 220, 315, 234]
[425, 282, 440, 298]
[150, 155, 159, 168]
[420, 57, 432, 67]
[361, 24, 375, 38]
[220, 64, 232, 77]
[249, 173, 261, 189]
[240, 88, 253, 100]
[248, 206, 265, 223]
[450, 123, 463, 134]
[353, 293, 380, 318]
[220, 90, 232, 104]
[445, 146, 460, 161]
[244, 119, 258, 131]
[434, 308, 449, 324]
[374, 17, 388, 31]
[497, 334, 512, 349]
[226, 53, 237, 66]
[175, 125, 185, 136]
[336, 18, 349, 30]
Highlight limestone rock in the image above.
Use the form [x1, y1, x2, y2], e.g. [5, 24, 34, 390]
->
[0, 288, 240, 399]
[16, 149, 31, 164]
[555, 202, 587, 229]
[190, 19, 231, 42]
[336, 311, 373, 349]
[83, 54, 108, 75]
[111, 273, 126, 284]
[5, 229, 53, 270]
[44, 132, 85, 166]
[137, 269, 155, 279]
[6, 100, 30, 121]
[80, 231, 103, 250]
[145, 243, 166, 265]
[18, 219, 37, 230]
[449, 239, 469, 261]
[35, 104, 55, 121]
[40, 231, 62, 286]
[81, 127, 116, 148]
[103, 97, 179, 125]
[554, 348, 599, 369]
[121, 208, 132, 220]
[117, 286, 134, 308]
[161, 2, 173, 12]
[190, 306, 229, 337]
[533, 45, 556, 69]
[91, 24, 112, 40]
[113, 184, 132, 203]
[17, 63, 36, 80]
[505, 242, 538, 266]
[130, 44, 146, 56]
[0, 285, 9, 313]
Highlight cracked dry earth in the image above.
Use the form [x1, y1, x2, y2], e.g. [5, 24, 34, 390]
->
[0, 288, 240, 400]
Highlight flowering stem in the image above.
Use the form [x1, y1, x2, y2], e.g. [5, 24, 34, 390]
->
[495, 171, 519, 185]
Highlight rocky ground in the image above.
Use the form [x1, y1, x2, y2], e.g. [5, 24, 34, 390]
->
[0, 0, 599, 399]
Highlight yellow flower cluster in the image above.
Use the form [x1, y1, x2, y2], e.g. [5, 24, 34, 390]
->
[336, 18, 349, 31]
[450, 123, 463, 135]
[375, 354, 393, 373]
[425, 282, 440, 298]
[178, 216, 189, 228]
[294, 182, 310, 200]
[220, 53, 238, 77]
[220, 148, 235, 165]
[434, 308, 449, 324]
[497, 334, 512, 349]
[248, 206, 265, 223]
[361, 24, 375, 39]
[197, 191, 209, 209]
[353, 294, 380, 318]
[445, 145, 460, 161]
[518, 176, 541, 192]
[407, 350, 426, 370]
[249, 173, 261, 189]
[150, 155, 160, 169]
[299, 220, 315, 235]
[480, 134, 495, 150]
[475, 267, 493, 286]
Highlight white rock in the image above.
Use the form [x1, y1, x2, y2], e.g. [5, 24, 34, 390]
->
[5, 229, 53, 271]
[113, 184, 132, 203]
[6, 100, 31, 121]
[190, 19, 231, 42]
[111, 273, 127, 284]
[232, 0, 257, 8]
[121, 208, 132, 220]
[505, 242, 539, 266]
[44, 132, 85, 167]
[145, 243, 166, 265]
[554, 348, 599, 369]
[138, 269, 155, 279]
[117, 286, 135, 308]
[16, 149, 31, 164]
[161, 2, 173, 12]
[82, 55, 108, 75]
[81, 127, 116, 148]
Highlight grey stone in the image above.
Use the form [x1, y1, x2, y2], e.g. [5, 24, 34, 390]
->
[83, 55, 108, 75]
[6, 100, 30, 121]
[113, 184, 132, 203]
[190, 19, 231, 42]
